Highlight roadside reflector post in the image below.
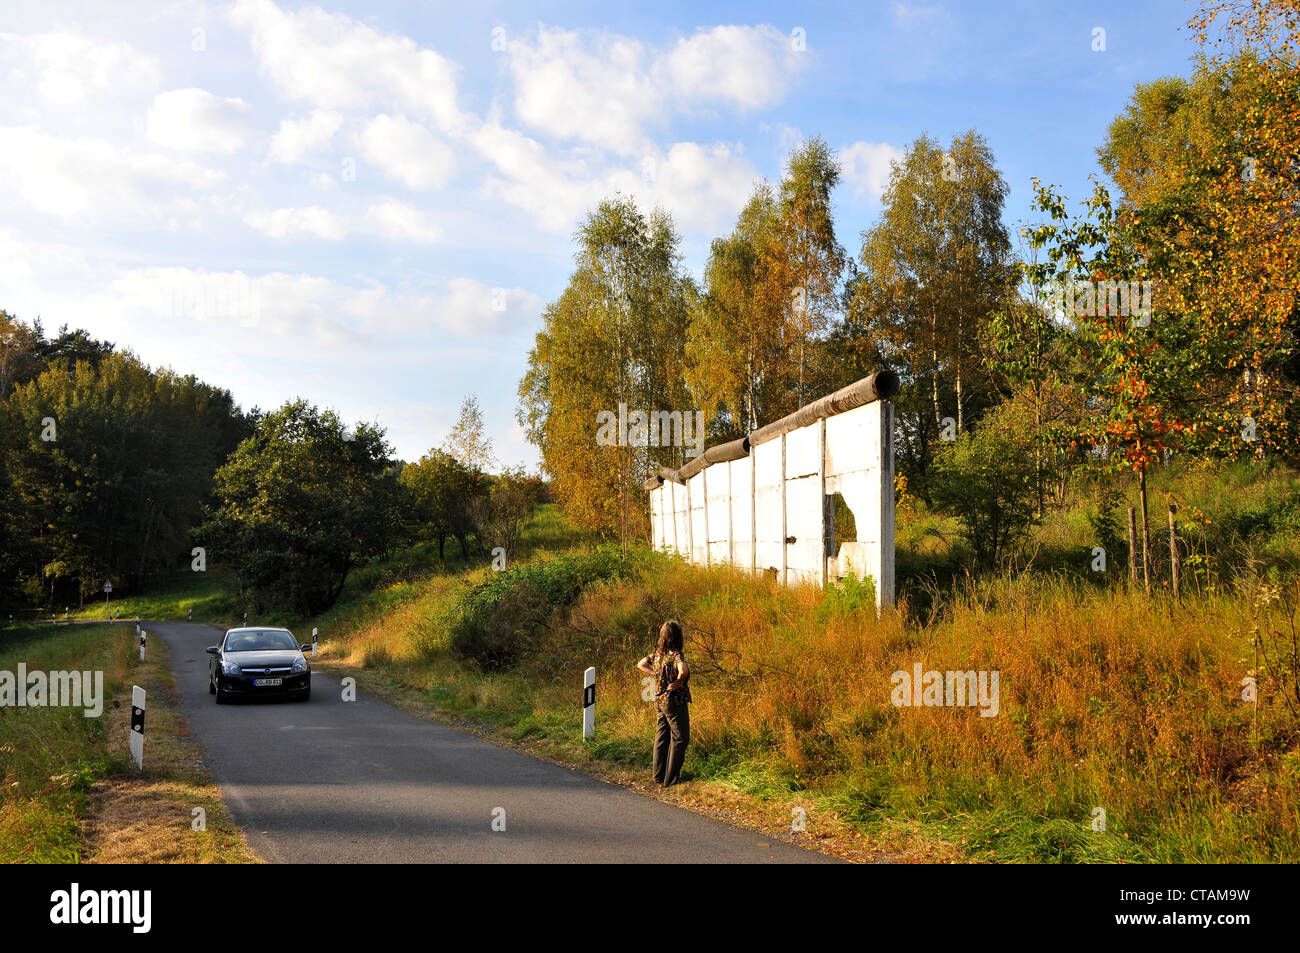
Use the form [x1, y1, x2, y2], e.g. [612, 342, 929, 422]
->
[312, 627, 319, 658]
[188, 609, 193, 621]
[129, 686, 145, 772]
[139, 628, 146, 661]
[582, 666, 595, 740]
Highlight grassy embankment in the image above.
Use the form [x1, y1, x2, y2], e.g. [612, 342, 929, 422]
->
[0, 622, 257, 862]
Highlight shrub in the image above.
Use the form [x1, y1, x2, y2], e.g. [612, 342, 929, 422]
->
[448, 546, 648, 671]
[930, 396, 1043, 569]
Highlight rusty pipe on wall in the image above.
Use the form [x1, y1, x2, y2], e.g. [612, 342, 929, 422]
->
[747, 370, 899, 448]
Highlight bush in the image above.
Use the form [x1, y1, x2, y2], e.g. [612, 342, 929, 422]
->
[930, 396, 1043, 569]
[447, 546, 648, 671]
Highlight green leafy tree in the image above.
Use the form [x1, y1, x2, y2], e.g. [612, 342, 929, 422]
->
[518, 195, 695, 541]
[930, 394, 1043, 570]
[841, 130, 1014, 492]
[204, 400, 398, 614]
[399, 448, 486, 559]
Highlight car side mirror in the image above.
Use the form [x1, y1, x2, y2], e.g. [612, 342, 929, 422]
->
[205, 646, 219, 655]
[300, 644, 312, 653]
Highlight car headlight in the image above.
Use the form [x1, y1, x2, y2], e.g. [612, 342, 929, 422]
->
[221, 660, 242, 676]
[291, 657, 308, 674]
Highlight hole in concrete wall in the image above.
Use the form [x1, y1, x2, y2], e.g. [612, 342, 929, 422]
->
[826, 493, 857, 555]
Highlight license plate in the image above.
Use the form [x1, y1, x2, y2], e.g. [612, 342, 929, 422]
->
[253, 678, 282, 687]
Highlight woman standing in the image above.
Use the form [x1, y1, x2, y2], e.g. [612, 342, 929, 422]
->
[636, 620, 691, 786]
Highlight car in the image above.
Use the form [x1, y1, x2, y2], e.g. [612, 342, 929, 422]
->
[207, 627, 312, 703]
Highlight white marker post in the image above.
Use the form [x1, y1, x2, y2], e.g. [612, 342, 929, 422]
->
[582, 666, 596, 740]
[312, 627, 319, 658]
[129, 686, 145, 772]
[139, 627, 146, 661]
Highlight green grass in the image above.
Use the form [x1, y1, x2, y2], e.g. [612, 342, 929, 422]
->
[0, 621, 259, 863]
[67, 569, 239, 626]
[0, 623, 132, 861]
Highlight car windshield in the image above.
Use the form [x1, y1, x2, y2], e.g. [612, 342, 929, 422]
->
[224, 629, 298, 653]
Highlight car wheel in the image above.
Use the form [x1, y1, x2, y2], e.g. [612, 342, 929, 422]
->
[208, 675, 216, 695]
[214, 677, 227, 704]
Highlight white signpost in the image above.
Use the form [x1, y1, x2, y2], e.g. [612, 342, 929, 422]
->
[582, 667, 596, 740]
[312, 627, 319, 658]
[129, 686, 145, 772]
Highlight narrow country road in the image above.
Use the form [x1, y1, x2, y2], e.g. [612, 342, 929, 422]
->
[154, 622, 837, 864]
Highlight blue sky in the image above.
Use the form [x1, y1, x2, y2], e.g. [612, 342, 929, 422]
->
[0, 0, 1207, 467]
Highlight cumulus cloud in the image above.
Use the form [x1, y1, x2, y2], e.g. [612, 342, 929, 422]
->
[839, 141, 904, 202]
[344, 277, 541, 338]
[360, 114, 455, 190]
[268, 109, 342, 164]
[364, 198, 442, 243]
[507, 27, 662, 155]
[244, 205, 348, 240]
[471, 119, 757, 234]
[0, 126, 226, 221]
[659, 25, 801, 112]
[0, 32, 161, 112]
[227, 0, 464, 134]
[503, 23, 803, 152]
[146, 88, 256, 154]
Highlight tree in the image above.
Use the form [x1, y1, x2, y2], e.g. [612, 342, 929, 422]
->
[443, 394, 496, 471]
[685, 185, 781, 439]
[765, 136, 847, 408]
[518, 195, 695, 541]
[841, 130, 1014, 492]
[469, 466, 537, 560]
[687, 138, 847, 435]
[1098, 44, 1299, 457]
[931, 393, 1044, 570]
[399, 448, 485, 559]
[204, 400, 398, 614]
[1026, 178, 1196, 590]
[6, 347, 247, 604]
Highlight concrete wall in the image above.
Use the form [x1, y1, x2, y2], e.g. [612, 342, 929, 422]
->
[649, 399, 894, 608]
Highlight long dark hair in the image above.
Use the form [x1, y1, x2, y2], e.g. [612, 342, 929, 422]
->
[656, 619, 683, 656]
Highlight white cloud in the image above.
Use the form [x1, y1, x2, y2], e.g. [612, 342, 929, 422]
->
[228, 0, 464, 134]
[364, 198, 442, 243]
[660, 25, 801, 112]
[0, 32, 161, 112]
[0, 126, 226, 221]
[146, 88, 256, 155]
[244, 205, 348, 240]
[503, 24, 803, 153]
[639, 141, 756, 231]
[344, 278, 540, 337]
[268, 108, 342, 164]
[359, 114, 455, 190]
[507, 27, 661, 155]
[839, 141, 904, 201]
[471, 120, 757, 234]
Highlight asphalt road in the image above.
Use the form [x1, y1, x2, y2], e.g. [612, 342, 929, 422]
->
[154, 622, 836, 864]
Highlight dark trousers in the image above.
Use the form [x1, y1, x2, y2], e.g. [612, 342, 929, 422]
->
[653, 700, 690, 786]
